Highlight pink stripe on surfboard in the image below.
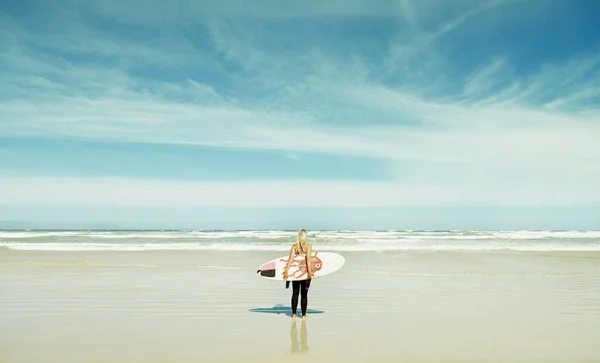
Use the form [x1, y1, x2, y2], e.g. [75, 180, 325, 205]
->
[261, 261, 275, 270]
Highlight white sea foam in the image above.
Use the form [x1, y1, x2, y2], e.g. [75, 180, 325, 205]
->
[1, 242, 600, 252]
[1, 230, 599, 252]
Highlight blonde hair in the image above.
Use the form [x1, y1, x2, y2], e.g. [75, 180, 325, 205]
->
[295, 229, 308, 255]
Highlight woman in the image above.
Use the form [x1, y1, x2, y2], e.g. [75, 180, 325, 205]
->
[282, 229, 314, 320]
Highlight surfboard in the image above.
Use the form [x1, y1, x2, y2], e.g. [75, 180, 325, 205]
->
[256, 251, 346, 281]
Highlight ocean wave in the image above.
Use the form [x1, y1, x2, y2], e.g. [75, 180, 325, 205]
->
[1, 242, 600, 252]
[1, 229, 599, 252]
[1, 229, 600, 239]
[0, 230, 294, 240]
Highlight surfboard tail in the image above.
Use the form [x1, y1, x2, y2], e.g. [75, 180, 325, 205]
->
[258, 261, 277, 278]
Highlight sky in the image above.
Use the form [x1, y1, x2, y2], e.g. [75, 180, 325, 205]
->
[1, 0, 599, 229]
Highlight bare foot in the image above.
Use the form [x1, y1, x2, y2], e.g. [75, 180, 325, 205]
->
[291, 314, 297, 321]
[302, 314, 308, 320]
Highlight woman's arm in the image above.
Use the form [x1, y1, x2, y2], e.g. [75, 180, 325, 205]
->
[306, 244, 313, 279]
[283, 245, 295, 279]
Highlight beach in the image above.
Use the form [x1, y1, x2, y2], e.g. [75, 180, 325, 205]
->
[1, 230, 600, 362]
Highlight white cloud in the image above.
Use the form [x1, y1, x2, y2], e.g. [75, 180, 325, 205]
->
[423, 0, 511, 46]
[462, 58, 509, 99]
[83, 0, 422, 23]
[1, 177, 598, 207]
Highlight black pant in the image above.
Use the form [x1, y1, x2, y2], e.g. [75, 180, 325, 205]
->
[291, 280, 309, 316]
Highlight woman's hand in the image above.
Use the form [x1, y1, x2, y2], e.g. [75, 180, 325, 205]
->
[283, 270, 289, 280]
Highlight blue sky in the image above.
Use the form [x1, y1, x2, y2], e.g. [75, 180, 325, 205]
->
[1, 0, 599, 229]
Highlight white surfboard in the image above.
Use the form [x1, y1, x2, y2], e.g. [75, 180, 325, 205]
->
[257, 251, 346, 281]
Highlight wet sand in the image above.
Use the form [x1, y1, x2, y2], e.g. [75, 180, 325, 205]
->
[1, 249, 599, 362]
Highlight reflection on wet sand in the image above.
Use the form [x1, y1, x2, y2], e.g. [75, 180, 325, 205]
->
[290, 320, 309, 354]
[248, 304, 324, 317]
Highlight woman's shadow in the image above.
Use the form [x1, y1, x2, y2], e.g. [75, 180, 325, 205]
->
[290, 319, 309, 354]
[248, 304, 324, 317]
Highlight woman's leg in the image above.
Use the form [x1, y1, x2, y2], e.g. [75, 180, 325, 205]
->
[300, 280, 308, 317]
[291, 281, 300, 317]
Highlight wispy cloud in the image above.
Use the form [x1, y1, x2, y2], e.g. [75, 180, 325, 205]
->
[1, 0, 599, 209]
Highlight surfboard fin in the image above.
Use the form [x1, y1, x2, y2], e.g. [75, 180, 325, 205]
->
[286, 281, 290, 289]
